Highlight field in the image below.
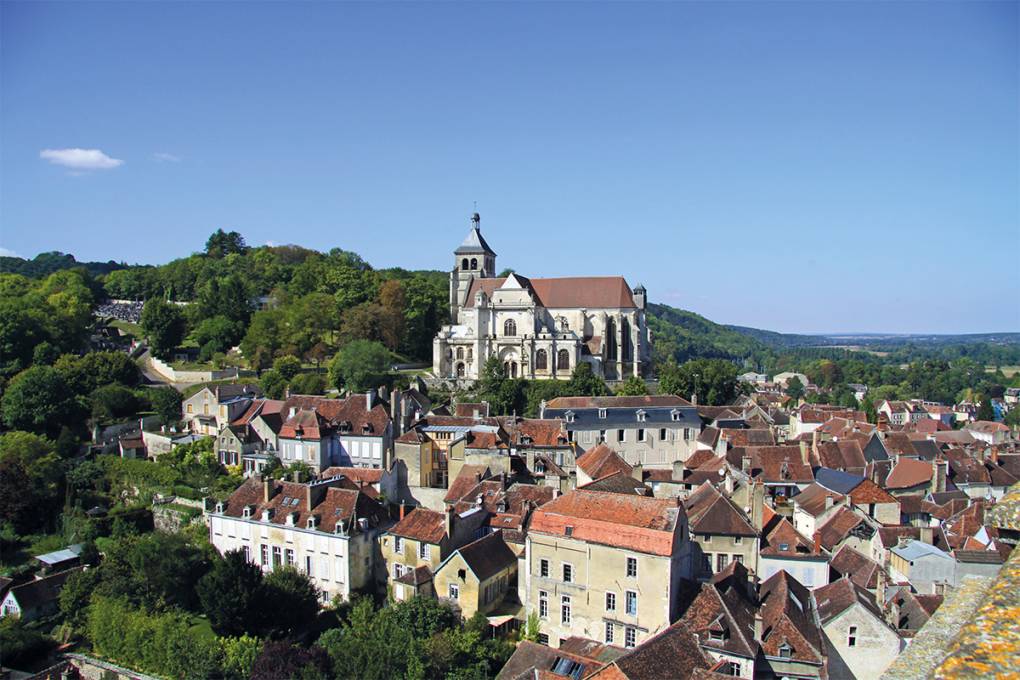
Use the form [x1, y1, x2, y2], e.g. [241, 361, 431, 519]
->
[987, 365, 1020, 378]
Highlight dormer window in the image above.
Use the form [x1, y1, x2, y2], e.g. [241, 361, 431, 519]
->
[215, 502, 224, 514]
[709, 628, 727, 642]
[339, 421, 352, 433]
[307, 516, 319, 529]
[285, 511, 297, 526]
[565, 411, 575, 423]
[671, 410, 682, 422]
[242, 505, 252, 519]
[778, 643, 793, 659]
[636, 410, 647, 423]
[362, 424, 373, 434]
[779, 543, 789, 551]
[598, 409, 607, 419]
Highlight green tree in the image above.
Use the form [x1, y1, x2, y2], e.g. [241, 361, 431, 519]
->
[289, 372, 326, 395]
[150, 387, 184, 428]
[567, 363, 610, 397]
[197, 549, 266, 636]
[59, 567, 102, 631]
[192, 315, 243, 359]
[240, 310, 285, 372]
[262, 567, 320, 638]
[141, 298, 186, 359]
[90, 384, 141, 423]
[205, 229, 249, 258]
[95, 532, 208, 611]
[659, 358, 741, 405]
[2, 366, 82, 436]
[54, 351, 141, 396]
[976, 396, 995, 421]
[220, 635, 264, 680]
[0, 619, 57, 669]
[1004, 407, 1020, 427]
[273, 355, 302, 381]
[328, 340, 391, 392]
[615, 375, 648, 396]
[259, 369, 289, 399]
[0, 432, 64, 533]
[785, 376, 805, 401]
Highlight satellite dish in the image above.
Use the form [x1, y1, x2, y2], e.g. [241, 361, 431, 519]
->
[718, 469, 725, 477]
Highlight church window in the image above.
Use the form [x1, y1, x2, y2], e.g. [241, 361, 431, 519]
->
[621, 318, 632, 361]
[470, 258, 478, 269]
[462, 258, 469, 270]
[504, 319, 517, 336]
[456, 347, 464, 360]
[557, 349, 570, 370]
[535, 350, 548, 370]
[467, 348, 473, 362]
[456, 363, 465, 378]
[606, 318, 618, 360]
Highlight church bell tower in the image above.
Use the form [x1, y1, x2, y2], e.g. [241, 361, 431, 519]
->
[450, 212, 497, 321]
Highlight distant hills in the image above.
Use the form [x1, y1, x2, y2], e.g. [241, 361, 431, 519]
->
[0, 251, 130, 278]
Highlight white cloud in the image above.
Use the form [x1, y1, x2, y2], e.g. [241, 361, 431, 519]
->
[40, 148, 124, 170]
[0, 247, 22, 258]
[153, 152, 181, 163]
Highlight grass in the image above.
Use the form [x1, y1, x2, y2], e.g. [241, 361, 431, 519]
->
[109, 319, 143, 339]
[987, 365, 1020, 378]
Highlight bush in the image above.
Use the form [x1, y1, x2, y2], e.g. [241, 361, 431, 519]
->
[0, 618, 57, 668]
[288, 372, 326, 395]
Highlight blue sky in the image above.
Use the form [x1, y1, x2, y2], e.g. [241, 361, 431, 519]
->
[1, 1, 1016, 334]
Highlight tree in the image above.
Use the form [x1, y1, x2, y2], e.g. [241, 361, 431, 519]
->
[785, 376, 805, 401]
[54, 351, 141, 396]
[615, 375, 648, 396]
[198, 549, 267, 636]
[95, 532, 208, 611]
[340, 302, 403, 352]
[328, 340, 391, 392]
[150, 387, 183, 428]
[262, 567, 320, 638]
[1, 366, 81, 436]
[0, 432, 64, 533]
[273, 355, 302, 381]
[192, 315, 243, 359]
[976, 396, 995, 421]
[251, 641, 329, 680]
[241, 310, 285, 372]
[59, 567, 101, 631]
[205, 229, 249, 258]
[389, 596, 457, 639]
[1004, 407, 1020, 427]
[259, 369, 289, 399]
[289, 372, 326, 395]
[567, 363, 610, 397]
[659, 358, 741, 405]
[140, 298, 186, 359]
[220, 635, 264, 680]
[90, 384, 141, 423]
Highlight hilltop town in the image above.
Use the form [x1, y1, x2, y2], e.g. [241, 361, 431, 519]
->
[1, 221, 1018, 680]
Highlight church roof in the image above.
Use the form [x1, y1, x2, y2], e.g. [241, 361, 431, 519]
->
[455, 226, 496, 255]
[464, 276, 637, 310]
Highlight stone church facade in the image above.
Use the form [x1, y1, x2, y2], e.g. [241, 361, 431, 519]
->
[433, 214, 651, 383]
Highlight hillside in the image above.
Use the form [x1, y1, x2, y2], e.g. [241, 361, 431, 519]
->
[0, 251, 131, 278]
[646, 302, 767, 363]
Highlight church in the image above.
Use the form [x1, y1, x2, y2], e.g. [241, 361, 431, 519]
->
[432, 213, 651, 383]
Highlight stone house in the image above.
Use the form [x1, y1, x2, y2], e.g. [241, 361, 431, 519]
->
[276, 393, 393, 472]
[380, 505, 488, 602]
[683, 482, 759, 578]
[888, 540, 955, 594]
[207, 475, 389, 603]
[523, 488, 694, 649]
[758, 513, 830, 590]
[434, 531, 518, 620]
[540, 395, 701, 469]
[813, 578, 902, 680]
[182, 384, 260, 435]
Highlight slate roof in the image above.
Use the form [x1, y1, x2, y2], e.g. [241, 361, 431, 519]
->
[528, 489, 683, 556]
[455, 225, 496, 255]
[545, 395, 692, 410]
[814, 467, 865, 495]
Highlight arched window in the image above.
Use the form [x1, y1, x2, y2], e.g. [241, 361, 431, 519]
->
[467, 348, 473, 362]
[446, 348, 453, 361]
[557, 349, 570, 370]
[504, 319, 517, 336]
[456, 363, 465, 378]
[621, 317, 632, 361]
[461, 258, 469, 270]
[606, 317, 618, 361]
[510, 362, 518, 378]
[535, 349, 548, 371]
[456, 347, 464, 360]
[470, 258, 478, 270]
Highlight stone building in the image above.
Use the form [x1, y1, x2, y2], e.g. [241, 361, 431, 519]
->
[433, 213, 651, 383]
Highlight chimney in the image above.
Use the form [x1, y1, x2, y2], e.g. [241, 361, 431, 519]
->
[399, 502, 406, 520]
[825, 494, 835, 510]
[673, 459, 686, 482]
[263, 477, 276, 504]
[741, 455, 752, 475]
[445, 504, 456, 539]
[799, 440, 809, 465]
[690, 393, 698, 406]
[631, 463, 644, 482]
[753, 612, 764, 643]
[366, 391, 374, 410]
[812, 530, 822, 554]
[989, 446, 999, 465]
[919, 527, 933, 545]
[812, 430, 820, 449]
[749, 480, 765, 530]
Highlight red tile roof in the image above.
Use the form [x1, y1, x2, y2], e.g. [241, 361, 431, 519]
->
[885, 458, 934, 490]
[528, 490, 683, 556]
[576, 444, 633, 480]
[758, 571, 824, 664]
[848, 478, 898, 506]
[465, 276, 637, 310]
[389, 507, 447, 544]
